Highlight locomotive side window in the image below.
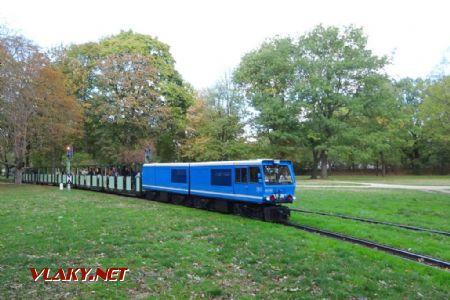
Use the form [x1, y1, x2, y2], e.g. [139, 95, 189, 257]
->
[211, 169, 232, 186]
[171, 169, 187, 183]
[241, 168, 248, 182]
[235, 168, 248, 183]
[249, 167, 260, 183]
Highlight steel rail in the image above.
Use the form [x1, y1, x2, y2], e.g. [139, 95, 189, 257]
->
[284, 221, 450, 270]
[290, 208, 450, 237]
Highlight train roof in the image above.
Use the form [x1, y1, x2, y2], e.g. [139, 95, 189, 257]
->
[143, 159, 292, 167]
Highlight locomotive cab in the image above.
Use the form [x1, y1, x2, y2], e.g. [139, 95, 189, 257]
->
[261, 160, 296, 204]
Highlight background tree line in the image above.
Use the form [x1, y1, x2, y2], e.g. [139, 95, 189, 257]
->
[1, 24, 448, 183]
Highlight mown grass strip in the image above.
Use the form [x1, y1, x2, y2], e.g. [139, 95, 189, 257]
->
[291, 208, 450, 236]
[1, 185, 449, 299]
[290, 189, 450, 231]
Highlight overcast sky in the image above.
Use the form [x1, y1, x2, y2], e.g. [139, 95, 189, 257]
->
[1, 0, 449, 89]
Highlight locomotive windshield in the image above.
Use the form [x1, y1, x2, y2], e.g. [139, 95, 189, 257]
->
[263, 165, 293, 184]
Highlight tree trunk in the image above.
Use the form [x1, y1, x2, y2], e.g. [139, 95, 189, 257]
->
[13, 132, 27, 184]
[5, 154, 10, 179]
[320, 150, 328, 179]
[380, 152, 386, 177]
[310, 148, 320, 179]
[412, 146, 420, 174]
[51, 146, 55, 172]
[14, 167, 23, 184]
[376, 160, 379, 176]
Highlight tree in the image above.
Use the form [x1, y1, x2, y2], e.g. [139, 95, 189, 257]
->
[0, 26, 83, 182]
[394, 78, 429, 172]
[30, 65, 83, 169]
[296, 25, 389, 178]
[56, 30, 193, 163]
[0, 30, 43, 183]
[234, 25, 388, 178]
[233, 37, 303, 160]
[0, 110, 13, 177]
[85, 52, 166, 163]
[419, 76, 450, 173]
[350, 76, 407, 176]
[180, 75, 249, 161]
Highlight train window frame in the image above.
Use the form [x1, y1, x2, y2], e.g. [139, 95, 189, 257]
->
[211, 169, 232, 186]
[235, 168, 248, 184]
[249, 166, 260, 183]
[235, 168, 241, 183]
[263, 165, 293, 185]
[171, 169, 187, 184]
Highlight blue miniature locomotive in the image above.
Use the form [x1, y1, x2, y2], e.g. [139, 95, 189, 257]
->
[142, 159, 296, 221]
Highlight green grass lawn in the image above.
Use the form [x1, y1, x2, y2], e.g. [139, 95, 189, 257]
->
[290, 213, 450, 261]
[1, 185, 449, 299]
[290, 189, 450, 231]
[288, 189, 450, 262]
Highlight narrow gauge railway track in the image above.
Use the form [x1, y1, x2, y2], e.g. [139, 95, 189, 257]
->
[290, 208, 450, 237]
[284, 221, 450, 270]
